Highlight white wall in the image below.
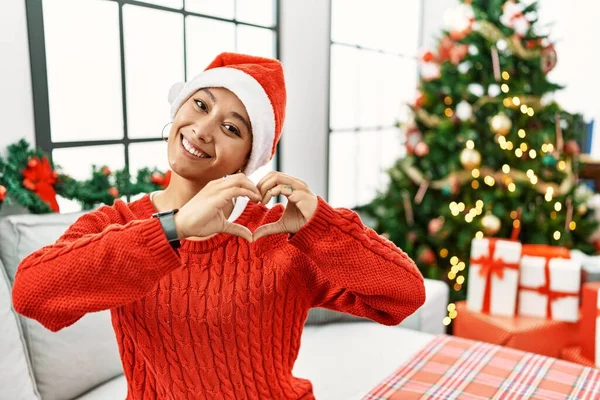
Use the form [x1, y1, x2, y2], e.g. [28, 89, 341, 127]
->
[279, 0, 330, 198]
[0, 0, 35, 156]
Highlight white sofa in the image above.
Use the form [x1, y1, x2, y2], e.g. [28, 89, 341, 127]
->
[0, 209, 448, 400]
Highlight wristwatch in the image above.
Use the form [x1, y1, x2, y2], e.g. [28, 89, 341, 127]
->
[151, 209, 181, 249]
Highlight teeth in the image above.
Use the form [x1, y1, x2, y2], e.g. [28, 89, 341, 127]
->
[182, 137, 208, 158]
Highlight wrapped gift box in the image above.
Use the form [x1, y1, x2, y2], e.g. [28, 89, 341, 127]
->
[571, 249, 600, 283]
[518, 245, 581, 322]
[454, 301, 579, 358]
[560, 346, 597, 368]
[581, 282, 600, 367]
[466, 238, 521, 317]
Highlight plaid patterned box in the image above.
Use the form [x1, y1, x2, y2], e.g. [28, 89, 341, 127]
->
[453, 301, 578, 358]
[365, 335, 600, 400]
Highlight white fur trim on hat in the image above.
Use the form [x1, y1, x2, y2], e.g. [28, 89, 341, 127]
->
[168, 67, 276, 176]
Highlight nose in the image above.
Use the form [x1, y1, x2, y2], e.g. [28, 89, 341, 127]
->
[191, 119, 216, 143]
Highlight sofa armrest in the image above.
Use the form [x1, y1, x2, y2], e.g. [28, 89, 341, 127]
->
[396, 278, 449, 334]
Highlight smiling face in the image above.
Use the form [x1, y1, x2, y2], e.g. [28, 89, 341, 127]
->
[166, 87, 253, 185]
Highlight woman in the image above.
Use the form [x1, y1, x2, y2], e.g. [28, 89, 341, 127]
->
[12, 53, 425, 399]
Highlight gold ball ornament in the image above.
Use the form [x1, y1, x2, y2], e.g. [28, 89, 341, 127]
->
[481, 214, 501, 236]
[490, 113, 512, 136]
[578, 204, 588, 215]
[460, 148, 482, 170]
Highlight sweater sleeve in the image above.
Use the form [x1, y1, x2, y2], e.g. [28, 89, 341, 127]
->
[11, 200, 183, 332]
[287, 197, 425, 326]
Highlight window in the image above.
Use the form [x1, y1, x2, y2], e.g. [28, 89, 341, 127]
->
[26, 0, 279, 211]
[328, 0, 422, 208]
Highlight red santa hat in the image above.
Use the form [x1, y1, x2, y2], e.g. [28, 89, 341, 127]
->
[168, 52, 286, 176]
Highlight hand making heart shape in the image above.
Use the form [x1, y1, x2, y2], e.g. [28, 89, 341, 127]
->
[173, 172, 318, 242]
[253, 171, 318, 241]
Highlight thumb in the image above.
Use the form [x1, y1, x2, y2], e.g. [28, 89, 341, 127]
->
[223, 221, 253, 242]
[253, 221, 286, 241]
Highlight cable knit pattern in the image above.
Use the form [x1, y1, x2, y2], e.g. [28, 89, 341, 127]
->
[11, 194, 425, 399]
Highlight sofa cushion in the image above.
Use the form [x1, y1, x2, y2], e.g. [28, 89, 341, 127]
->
[0, 212, 123, 400]
[0, 258, 39, 400]
[293, 322, 436, 399]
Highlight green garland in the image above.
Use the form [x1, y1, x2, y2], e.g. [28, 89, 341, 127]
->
[0, 139, 170, 214]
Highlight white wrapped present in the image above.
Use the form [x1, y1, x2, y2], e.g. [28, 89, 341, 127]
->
[467, 238, 521, 317]
[518, 245, 581, 322]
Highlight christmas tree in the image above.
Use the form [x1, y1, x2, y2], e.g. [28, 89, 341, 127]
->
[361, 0, 598, 306]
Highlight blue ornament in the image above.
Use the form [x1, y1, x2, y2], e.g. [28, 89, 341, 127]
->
[442, 185, 452, 196]
[542, 154, 557, 167]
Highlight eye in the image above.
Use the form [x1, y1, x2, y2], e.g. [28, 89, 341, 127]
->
[194, 99, 208, 112]
[223, 124, 241, 137]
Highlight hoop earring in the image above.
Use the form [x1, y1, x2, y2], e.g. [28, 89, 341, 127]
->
[161, 122, 173, 142]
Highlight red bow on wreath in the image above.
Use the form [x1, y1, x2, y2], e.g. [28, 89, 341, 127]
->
[22, 156, 60, 212]
[151, 170, 172, 189]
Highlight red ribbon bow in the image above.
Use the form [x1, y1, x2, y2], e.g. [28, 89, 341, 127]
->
[471, 239, 519, 314]
[22, 156, 60, 212]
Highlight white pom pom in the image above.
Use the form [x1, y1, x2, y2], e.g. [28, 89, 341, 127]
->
[168, 81, 185, 104]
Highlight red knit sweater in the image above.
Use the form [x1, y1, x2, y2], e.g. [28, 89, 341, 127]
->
[12, 194, 425, 399]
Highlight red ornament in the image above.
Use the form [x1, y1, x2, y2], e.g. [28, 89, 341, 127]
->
[415, 142, 430, 157]
[0, 185, 6, 201]
[108, 187, 119, 198]
[22, 156, 60, 212]
[418, 248, 436, 265]
[541, 44, 558, 74]
[151, 170, 172, 189]
[428, 217, 445, 236]
[421, 50, 435, 63]
[565, 140, 580, 157]
[407, 231, 418, 243]
[438, 35, 468, 65]
[406, 127, 424, 155]
[101, 166, 112, 175]
[594, 240, 600, 253]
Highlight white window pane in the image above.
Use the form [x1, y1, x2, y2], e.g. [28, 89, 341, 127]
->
[379, 128, 405, 191]
[236, 0, 275, 27]
[328, 131, 357, 208]
[358, 50, 382, 128]
[236, 25, 275, 59]
[43, 0, 123, 142]
[134, 0, 182, 9]
[186, 17, 235, 78]
[381, 55, 418, 126]
[128, 141, 170, 177]
[330, 45, 359, 130]
[56, 195, 83, 214]
[186, 0, 234, 19]
[52, 144, 125, 181]
[331, 0, 361, 46]
[358, 0, 421, 55]
[357, 130, 381, 205]
[380, 128, 405, 171]
[123, 5, 184, 139]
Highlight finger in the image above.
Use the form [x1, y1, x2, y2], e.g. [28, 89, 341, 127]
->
[221, 175, 261, 198]
[256, 171, 278, 192]
[253, 221, 286, 241]
[262, 184, 295, 205]
[258, 175, 295, 199]
[223, 221, 253, 242]
[222, 187, 262, 203]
